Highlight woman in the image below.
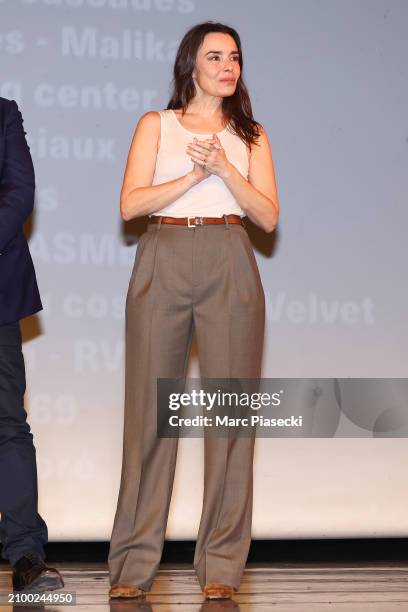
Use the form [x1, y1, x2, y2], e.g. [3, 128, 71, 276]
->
[108, 21, 279, 602]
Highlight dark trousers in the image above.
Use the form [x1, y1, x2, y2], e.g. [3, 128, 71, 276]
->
[0, 321, 48, 565]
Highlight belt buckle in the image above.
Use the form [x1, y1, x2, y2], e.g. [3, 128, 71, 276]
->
[187, 216, 203, 228]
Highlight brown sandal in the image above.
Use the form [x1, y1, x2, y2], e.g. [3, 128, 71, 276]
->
[109, 583, 146, 598]
[203, 583, 235, 599]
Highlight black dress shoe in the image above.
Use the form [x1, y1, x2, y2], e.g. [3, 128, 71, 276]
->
[12, 552, 64, 592]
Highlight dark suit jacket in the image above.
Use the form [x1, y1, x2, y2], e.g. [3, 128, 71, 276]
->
[0, 97, 42, 325]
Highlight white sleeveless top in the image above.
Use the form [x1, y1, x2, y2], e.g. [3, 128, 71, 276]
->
[149, 109, 249, 218]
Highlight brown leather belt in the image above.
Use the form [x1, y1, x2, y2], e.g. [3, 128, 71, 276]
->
[149, 214, 245, 228]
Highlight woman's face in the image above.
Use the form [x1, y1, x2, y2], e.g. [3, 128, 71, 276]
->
[192, 32, 240, 98]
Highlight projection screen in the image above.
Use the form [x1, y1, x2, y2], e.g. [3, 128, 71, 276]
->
[1, 0, 407, 540]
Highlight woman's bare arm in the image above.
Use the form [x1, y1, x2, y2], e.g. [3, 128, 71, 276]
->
[120, 111, 200, 221]
[221, 126, 279, 233]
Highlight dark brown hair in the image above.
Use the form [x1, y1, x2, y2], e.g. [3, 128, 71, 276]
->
[166, 21, 262, 151]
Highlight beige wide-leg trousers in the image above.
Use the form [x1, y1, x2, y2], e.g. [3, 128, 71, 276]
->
[108, 216, 265, 592]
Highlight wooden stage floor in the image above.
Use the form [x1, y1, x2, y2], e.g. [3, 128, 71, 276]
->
[2, 561, 408, 610]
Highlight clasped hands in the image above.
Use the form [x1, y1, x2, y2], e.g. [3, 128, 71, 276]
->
[186, 133, 232, 180]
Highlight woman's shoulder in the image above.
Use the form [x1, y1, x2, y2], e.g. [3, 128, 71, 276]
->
[133, 110, 168, 139]
[138, 110, 162, 124]
[136, 109, 174, 130]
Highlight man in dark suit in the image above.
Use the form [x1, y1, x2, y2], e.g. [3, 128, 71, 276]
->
[0, 97, 64, 592]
